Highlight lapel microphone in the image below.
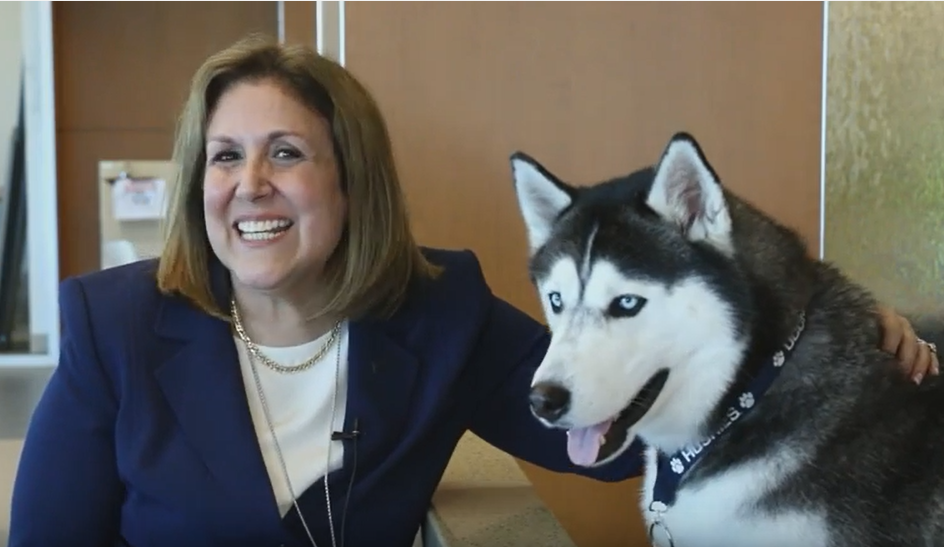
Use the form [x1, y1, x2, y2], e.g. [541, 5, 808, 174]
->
[331, 427, 360, 441]
[334, 418, 359, 547]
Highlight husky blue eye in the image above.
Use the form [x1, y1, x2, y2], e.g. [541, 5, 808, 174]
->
[609, 295, 646, 318]
[548, 291, 563, 313]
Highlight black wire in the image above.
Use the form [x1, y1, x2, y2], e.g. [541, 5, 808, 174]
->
[339, 418, 358, 547]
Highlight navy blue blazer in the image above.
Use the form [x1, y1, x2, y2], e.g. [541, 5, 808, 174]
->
[9, 248, 645, 547]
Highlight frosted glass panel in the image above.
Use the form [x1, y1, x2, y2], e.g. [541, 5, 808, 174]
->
[824, 1, 944, 313]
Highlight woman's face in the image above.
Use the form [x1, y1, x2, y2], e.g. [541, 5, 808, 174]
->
[203, 78, 347, 303]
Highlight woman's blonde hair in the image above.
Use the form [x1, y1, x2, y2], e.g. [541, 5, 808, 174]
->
[157, 34, 439, 321]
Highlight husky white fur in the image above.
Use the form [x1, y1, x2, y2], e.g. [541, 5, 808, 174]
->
[511, 132, 944, 547]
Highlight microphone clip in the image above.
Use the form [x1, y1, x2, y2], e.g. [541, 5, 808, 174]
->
[331, 430, 359, 441]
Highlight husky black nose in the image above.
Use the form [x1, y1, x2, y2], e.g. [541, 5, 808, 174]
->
[529, 382, 571, 422]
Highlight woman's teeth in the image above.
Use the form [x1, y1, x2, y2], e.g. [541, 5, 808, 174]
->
[236, 219, 292, 240]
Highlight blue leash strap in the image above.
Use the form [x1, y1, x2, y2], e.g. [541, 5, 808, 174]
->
[651, 311, 807, 508]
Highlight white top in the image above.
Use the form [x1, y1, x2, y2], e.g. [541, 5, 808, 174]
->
[235, 323, 349, 517]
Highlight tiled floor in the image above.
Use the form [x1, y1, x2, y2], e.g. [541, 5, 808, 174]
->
[0, 366, 52, 547]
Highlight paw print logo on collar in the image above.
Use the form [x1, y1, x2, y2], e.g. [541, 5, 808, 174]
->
[670, 457, 684, 474]
[739, 392, 754, 409]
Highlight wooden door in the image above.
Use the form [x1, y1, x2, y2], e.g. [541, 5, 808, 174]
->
[344, 2, 824, 545]
[53, 1, 278, 279]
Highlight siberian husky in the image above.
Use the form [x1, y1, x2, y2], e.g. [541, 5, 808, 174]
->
[510, 132, 944, 547]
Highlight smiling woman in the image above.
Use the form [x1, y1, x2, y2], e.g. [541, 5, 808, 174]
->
[201, 78, 349, 346]
[157, 36, 434, 334]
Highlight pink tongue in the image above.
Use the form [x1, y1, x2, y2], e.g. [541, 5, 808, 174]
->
[566, 420, 613, 466]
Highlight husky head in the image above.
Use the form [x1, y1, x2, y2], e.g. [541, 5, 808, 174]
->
[511, 132, 760, 467]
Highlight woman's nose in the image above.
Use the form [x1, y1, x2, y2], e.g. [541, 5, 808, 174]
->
[234, 157, 272, 200]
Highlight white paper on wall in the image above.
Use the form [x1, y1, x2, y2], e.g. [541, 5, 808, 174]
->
[111, 173, 167, 221]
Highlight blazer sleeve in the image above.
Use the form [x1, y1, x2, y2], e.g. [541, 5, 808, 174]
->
[466, 295, 646, 482]
[9, 278, 124, 547]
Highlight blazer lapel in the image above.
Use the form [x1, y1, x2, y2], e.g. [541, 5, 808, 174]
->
[150, 266, 282, 528]
[343, 319, 421, 463]
[284, 318, 422, 539]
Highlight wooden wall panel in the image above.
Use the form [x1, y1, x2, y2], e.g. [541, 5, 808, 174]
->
[53, 1, 278, 279]
[283, 1, 316, 46]
[345, 2, 824, 545]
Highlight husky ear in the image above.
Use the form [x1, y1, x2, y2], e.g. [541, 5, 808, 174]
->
[511, 152, 574, 253]
[646, 133, 733, 254]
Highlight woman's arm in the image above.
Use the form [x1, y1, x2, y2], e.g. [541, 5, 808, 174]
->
[8, 278, 124, 547]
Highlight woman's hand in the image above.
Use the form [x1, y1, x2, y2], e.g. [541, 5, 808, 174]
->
[877, 304, 939, 384]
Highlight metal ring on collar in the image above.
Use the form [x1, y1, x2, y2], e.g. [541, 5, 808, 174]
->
[648, 520, 674, 547]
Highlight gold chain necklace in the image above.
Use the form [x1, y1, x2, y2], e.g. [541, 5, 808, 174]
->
[230, 299, 341, 374]
[230, 296, 343, 547]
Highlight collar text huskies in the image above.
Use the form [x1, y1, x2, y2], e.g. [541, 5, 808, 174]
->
[651, 310, 808, 510]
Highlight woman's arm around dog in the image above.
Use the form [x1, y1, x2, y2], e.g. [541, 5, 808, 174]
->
[877, 304, 939, 383]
